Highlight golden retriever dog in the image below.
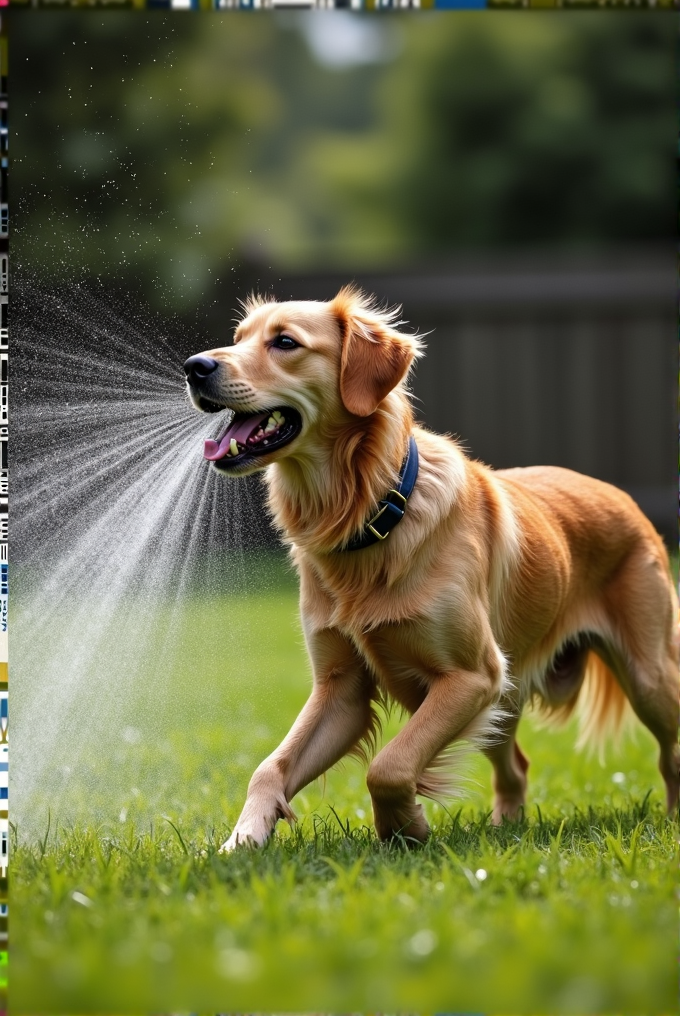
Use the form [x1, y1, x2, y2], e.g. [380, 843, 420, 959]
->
[184, 286, 679, 848]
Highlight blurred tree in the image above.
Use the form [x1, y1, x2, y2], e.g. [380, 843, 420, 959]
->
[13, 13, 385, 306]
[14, 15, 283, 305]
[374, 16, 677, 251]
[12, 12, 676, 309]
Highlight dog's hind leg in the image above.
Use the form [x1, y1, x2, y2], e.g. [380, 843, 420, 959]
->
[646, 658, 680, 813]
[601, 548, 680, 813]
[482, 709, 529, 824]
[617, 649, 680, 813]
[485, 639, 601, 822]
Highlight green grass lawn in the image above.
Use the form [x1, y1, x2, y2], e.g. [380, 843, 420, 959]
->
[13, 555, 677, 1014]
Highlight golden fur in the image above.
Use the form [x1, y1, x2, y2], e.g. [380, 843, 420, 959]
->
[186, 286, 680, 847]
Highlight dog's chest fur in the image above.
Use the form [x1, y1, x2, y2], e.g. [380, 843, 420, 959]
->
[351, 620, 481, 713]
[298, 548, 500, 710]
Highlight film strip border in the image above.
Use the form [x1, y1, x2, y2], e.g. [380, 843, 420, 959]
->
[0, 12, 6, 1016]
[8, 0, 678, 8]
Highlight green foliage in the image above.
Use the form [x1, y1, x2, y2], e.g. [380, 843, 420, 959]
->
[12, 563, 676, 1013]
[380, 16, 676, 251]
[14, 14, 676, 309]
[13, 807, 676, 1013]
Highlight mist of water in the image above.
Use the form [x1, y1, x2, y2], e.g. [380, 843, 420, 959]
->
[13, 281, 278, 835]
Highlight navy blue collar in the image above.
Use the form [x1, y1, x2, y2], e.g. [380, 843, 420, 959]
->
[341, 436, 419, 552]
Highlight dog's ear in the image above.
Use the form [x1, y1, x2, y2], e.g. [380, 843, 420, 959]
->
[332, 288, 419, 417]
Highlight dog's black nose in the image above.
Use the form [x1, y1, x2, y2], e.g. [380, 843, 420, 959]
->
[184, 355, 219, 384]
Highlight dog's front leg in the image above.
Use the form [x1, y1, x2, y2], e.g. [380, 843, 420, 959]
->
[222, 628, 375, 851]
[367, 666, 500, 843]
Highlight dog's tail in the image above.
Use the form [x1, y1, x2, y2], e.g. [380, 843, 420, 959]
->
[573, 651, 633, 755]
[533, 649, 633, 759]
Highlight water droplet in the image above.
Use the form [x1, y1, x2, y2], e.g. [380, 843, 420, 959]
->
[407, 929, 438, 957]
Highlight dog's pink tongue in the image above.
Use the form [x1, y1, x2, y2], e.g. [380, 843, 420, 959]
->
[204, 437, 228, 461]
[204, 412, 270, 461]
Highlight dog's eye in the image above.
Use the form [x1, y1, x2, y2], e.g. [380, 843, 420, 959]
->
[271, 334, 299, 351]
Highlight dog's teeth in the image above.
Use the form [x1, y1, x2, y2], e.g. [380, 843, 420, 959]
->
[265, 422, 276, 434]
[229, 439, 239, 457]
[272, 411, 283, 423]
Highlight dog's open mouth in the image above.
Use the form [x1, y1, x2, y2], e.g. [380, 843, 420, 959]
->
[204, 407, 302, 470]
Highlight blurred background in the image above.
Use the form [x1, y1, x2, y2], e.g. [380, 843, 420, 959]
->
[11, 15, 677, 1010]
[13, 11, 677, 538]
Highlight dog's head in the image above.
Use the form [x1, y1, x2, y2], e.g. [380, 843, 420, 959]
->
[185, 286, 422, 475]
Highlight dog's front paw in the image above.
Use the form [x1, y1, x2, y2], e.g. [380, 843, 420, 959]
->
[218, 780, 294, 853]
[373, 800, 431, 844]
[220, 795, 297, 853]
[221, 828, 261, 852]
[220, 816, 272, 853]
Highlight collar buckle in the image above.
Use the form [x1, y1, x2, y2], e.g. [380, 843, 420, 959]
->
[340, 436, 419, 552]
[365, 489, 409, 541]
[386, 488, 408, 509]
